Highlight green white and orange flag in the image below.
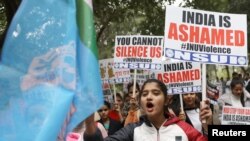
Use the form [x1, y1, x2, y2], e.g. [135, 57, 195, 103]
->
[68, 0, 104, 135]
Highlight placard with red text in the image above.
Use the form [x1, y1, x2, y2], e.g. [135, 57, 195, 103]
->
[222, 106, 250, 125]
[114, 35, 164, 70]
[155, 61, 201, 94]
[164, 6, 247, 66]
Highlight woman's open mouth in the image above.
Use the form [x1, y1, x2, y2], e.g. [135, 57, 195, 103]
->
[146, 102, 154, 112]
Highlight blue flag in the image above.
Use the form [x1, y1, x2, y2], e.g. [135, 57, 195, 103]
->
[0, 0, 103, 140]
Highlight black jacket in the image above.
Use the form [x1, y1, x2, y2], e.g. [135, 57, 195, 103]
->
[98, 118, 123, 136]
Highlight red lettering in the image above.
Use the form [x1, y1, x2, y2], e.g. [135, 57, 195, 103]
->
[237, 109, 245, 114]
[157, 73, 164, 83]
[130, 47, 136, 57]
[226, 30, 234, 46]
[137, 46, 143, 57]
[176, 72, 182, 82]
[167, 22, 245, 46]
[244, 109, 250, 115]
[121, 47, 126, 57]
[143, 47, 148, 57]
[194, 69, 200, 80]
[200, 27, 210, 44]
[190, 70, 195, 80]
[150, 47, 154, 58]
[155, 47, 161, 58]
[116, 46, 121, 57]
[223, 107, 229, 113]
[169, 73, 176, 83]
[182, 71, 190, 81]
[168, 23, 178, 40]
[211, 29, 224, 45]
[223, 107, 237, 114]
[179, 24, 188, 41]
[164, 73, 169, 83]
[189, 26, 200, 43]
[116, 46, 150, 57]
[235, 30, 245, 46]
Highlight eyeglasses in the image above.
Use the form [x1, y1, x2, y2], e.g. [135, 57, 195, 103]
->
[98, 109, 108, 112]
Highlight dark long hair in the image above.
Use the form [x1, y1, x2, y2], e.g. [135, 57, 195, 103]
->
[230, 79, 245, 107]
[139, 79, 169, 116]
[168, 94, 181, 116]
[139, 79, 167, 97]
[183, 93, 201, 110]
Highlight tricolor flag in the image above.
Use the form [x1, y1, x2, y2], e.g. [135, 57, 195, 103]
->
[0, 0, 103, 141]
[66, 0, 104, 137]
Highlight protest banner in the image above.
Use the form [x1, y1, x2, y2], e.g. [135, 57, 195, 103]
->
[164, 5, 248, 66]
[155, 61, 202, 94]
[222, 106, 250, 125]
[99, 58, 130, 84]
[114, 35, 164, 70]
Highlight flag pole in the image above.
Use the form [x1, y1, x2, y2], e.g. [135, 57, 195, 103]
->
[132, 69, 137, 98]
[113, 82, 117, 103]
[202, 64, 206, 101]
[201, 63, 206, 123]
[179, 94, 184, 112]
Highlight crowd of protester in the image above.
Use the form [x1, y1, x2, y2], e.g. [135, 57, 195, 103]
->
[66, 71, 250, 141]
